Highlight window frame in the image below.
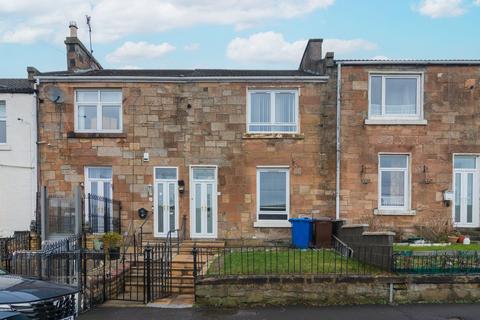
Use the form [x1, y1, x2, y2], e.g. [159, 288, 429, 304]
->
[377, 153, 411, 212]
[0, 100, 6, 144]
[368, 73, 423, 121]
[74, 89, 123, 133]
[256, 166, 290, 225]
[246, 89, 299, 134]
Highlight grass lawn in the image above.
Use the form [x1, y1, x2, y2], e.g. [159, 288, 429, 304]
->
[204, 248, 384, 276]
[394, 243, 480, 252]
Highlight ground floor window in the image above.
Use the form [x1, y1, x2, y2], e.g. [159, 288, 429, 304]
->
[378, 154, 409, 211]
[257, 167, 290, 221]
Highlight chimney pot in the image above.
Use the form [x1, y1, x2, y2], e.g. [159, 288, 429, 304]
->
[69, 21, 78, 38]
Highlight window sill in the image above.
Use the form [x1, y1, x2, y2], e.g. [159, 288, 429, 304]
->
[364, 119, 427, 125]
[374, 208, 416, 216]
[0, 144, 11, 151]
[68, 132, 127, 139]
[243, 133, 304, 140]
[254, 220, 291, 228]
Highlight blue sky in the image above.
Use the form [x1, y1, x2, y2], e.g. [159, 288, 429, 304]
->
[1, 0, 479, 77]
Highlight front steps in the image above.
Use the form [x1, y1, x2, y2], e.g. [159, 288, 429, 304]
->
[117, 239, 224, 303]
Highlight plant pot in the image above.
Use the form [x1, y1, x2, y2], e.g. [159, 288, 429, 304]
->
[448, 236, 459, 244]
[108, 247, 120, 260]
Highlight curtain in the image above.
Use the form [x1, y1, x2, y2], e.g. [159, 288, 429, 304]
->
[385, 78, 417, 115]
[250, 92, 270, 132]
[260, 171, 287, 211]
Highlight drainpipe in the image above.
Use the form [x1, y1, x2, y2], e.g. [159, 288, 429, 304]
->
[335, 63, 342, 220]
[34, 78, 41, 233]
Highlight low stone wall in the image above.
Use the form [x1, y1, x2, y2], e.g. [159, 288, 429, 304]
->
[196, 275, 480, 307]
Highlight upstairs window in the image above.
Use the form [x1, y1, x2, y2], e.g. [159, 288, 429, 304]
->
[369, 74, 422, 120]
[75, 90, 122, 133]
[0, 101, 6, 143]
[247, 89, 298, 133]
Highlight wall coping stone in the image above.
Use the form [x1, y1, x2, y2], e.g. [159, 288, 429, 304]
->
[197, 274, 480, 286]
[341, 224, 369, 229]
[362, 231, 396, 236]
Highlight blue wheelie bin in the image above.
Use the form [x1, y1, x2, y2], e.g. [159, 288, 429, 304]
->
[289, 217, 313, 249]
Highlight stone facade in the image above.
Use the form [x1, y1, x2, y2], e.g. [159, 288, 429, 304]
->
[37, 78, 337, 240]
[196, 275, 480, 307]
[339, 64, 480, 233]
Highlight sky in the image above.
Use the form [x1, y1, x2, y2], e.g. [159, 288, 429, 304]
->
[0, 0, 479, 77]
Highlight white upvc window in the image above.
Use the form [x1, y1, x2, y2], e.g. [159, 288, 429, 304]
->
[368, 74, 423, 120]
[0, 100, 6, 143]
[75, 89, 122, 133]
[256, 167, 290, 225]
[378, 154, 410, 211]
[247, 89, 299, 133]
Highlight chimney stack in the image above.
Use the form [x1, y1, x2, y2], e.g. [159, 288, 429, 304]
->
[69, 21, 78, 38]
[65, 21, 102, 72]
[299, 39, 333, 75]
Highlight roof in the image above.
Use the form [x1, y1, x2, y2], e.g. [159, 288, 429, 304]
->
[39, 69, 318, 77]
[0, 79, 34, 94]
[336, 59, 480, 65]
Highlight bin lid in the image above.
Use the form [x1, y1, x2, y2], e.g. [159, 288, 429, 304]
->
[314, 217, 332, 222]
[288, 217, 314, 222]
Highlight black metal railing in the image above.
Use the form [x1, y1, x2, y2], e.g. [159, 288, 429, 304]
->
[47, 197, 76, 235]
[393, 251, 480, 274]
[0, 231, 31, 272]
[87, 194, 121, 234]
[192, 243, 392, 279]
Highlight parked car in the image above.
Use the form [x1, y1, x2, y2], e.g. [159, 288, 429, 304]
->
[0, 269, 78, 320]
[0, 311, 30, 320]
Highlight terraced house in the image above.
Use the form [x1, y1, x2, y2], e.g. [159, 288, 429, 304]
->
[32, 23, 337, 242]
[337, 59, 480, 235]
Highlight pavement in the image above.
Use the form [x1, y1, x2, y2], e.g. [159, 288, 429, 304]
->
[79, 303, 480, 320]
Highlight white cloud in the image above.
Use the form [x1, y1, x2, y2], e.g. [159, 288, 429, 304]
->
[184, 43, 200, 51]
[227, 32, 377, 64]
[1, 27, 50, 44]
[106, 41, 175, 64]
[415, 0, 467, 18]
[0, 0, 335, 44]
[475, 0, 480, 5]
[227, 32, 307, 64]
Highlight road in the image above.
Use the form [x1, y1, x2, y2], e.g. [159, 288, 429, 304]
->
[79, 304, 478, 320]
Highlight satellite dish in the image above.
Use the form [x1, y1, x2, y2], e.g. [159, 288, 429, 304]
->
[45, 86, 66, 104]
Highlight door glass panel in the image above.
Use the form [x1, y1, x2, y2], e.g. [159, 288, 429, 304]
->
[158, 183, 164, 233]
[207, 184, 213, 234]
[193, 168, 215, 180]
[455, 173, 461, 223]
[467, 173, 473, 223]
[103, 182, 112, 232]
[454, 156, 476, 169]
[155, 168, 177, 180]
[195, 184, 202, 233]
[169, 183, 175, 232]
[88, 167, 112, 179]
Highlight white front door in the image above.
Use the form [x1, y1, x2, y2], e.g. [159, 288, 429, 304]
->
[190, 166, 217, 238]
[453, 155, 480, 228]
[85, 167, 113, 233]
[154, 167, 179, 237]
